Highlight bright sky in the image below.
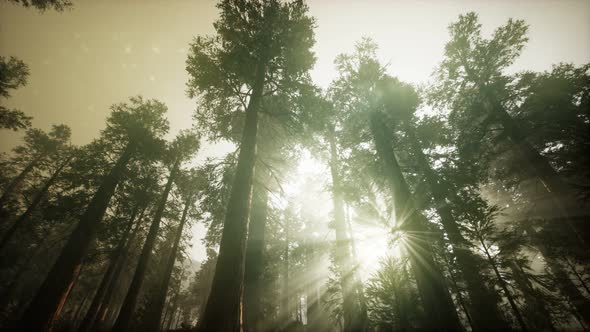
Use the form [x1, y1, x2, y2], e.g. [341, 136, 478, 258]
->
[1, 0, 589, 262]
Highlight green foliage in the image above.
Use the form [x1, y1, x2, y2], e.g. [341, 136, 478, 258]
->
[365, 257, 420, 331]
[186, 0, 316, 141]
[6, 0, 72, 11]
[0, 56, 28, 98]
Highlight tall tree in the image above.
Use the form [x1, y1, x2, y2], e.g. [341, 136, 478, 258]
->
[330, 40, 462, 330]
[429, 12, 586, 244]
[111, 131, 199, 331]
[379, 75, 509, 330]
[17, 97, 169, 332]
[186, 1, 315, 330]
[142, 168, 201, 332]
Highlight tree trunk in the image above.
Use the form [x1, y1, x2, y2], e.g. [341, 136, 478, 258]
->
[143, 193, 193, 332]
[77, 205, 141, 332]
[243, 183, 269, 332]
[344, 205, 368, 331]
[0, 154, 73, 251]
[565, 256, 590, 295]
[18, 143, 134, 332]
[405, 126, 509, 331]
[0, 155, 41, 208]
[280, 214, 291, 326]
[368, 111, 461, 331]
[197, 60, 265, 332]
[111, 158, 179, 331]
[509, 260, 556, 331]
[328, 132, 366, 332]
[480, 241, 528, 331]
[527, 226, 590, 324]
[92, 207, 146, 331]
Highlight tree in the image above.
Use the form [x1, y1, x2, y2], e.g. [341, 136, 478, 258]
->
[6, 0, 72, 11]
[17, 96, 169, 332]
[0, 148, 75, 251]
[429, 12, 586, 245]
[330, 40, 462, 330]
[186, 1, 315, 330]
[460, 195, 528, 331]
[142, 168, 202, 332]
[0, 124, 71, 210]
[0, 56, 31, 130]
[365, 256, 420, 331]
[111, 131, 199, 331]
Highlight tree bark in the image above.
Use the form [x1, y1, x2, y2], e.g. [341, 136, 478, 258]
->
[111, 158, 179, 331]
[18, 143, 134, 332]
[368, 111, 462, 331]
[197, 60, 265, 332]
[243, 183, 269, 332]
[77, 204, 141, 332]
[143, 193, 193, 332]
[405, 126, 509, 331]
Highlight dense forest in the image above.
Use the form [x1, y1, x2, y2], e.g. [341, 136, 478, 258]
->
[1, 0, 589, 331]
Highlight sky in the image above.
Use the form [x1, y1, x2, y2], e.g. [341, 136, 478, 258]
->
[1, 0, 589, 261]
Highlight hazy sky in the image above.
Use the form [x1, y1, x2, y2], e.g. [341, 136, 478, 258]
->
[1, 0, 589, 260]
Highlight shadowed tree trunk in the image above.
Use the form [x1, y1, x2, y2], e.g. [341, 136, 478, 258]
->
[0, 154, 73, 251]
[143, 192, 193, 332]
[328, 132, 367, 332]
[368, 111, 462, 331]
[243, 183, 269, 332]
[77, 204, 142, 332]
[405, 126, 510, 331]
[479, 239, 528, 331]
[0, 155, 42, 209]
[92, 207, 146, 331]
[509, 260, 556, 331]
[345, 205, 368, 331]
[111, 158, 180, 332]
[526, 225, 590, 324]
[197, 60, 265, 332]
[18, 143, 135, 332]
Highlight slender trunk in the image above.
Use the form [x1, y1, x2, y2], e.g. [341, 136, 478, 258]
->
[197, 59, 265, 332]
[165, 305, 178, 331]
[77, 205, 140, 332]
[165, 276, 183, 331]
[112, 159, 179, 331]
[405, 126, 509, 330]
[18, 144, 134, 332]
[565, 257, 590, 295]
[93, 207, 146, 331]
[0, 155, 41, 208]
[0, 155, 73, 251]
[509, 260, 556, 331]
[143, 194, 193, 332]
[481, 241, 527, 331]
[368, 111, 461, 331]
[328, 132, 366, 332]
[244, 183, 269, 332]
[527, 226, 590, 324]
[345, 204, 368, 331]
[281, 216, 290, 324]
[445, 260, 474, 332]
[71, 294, 90, 330]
